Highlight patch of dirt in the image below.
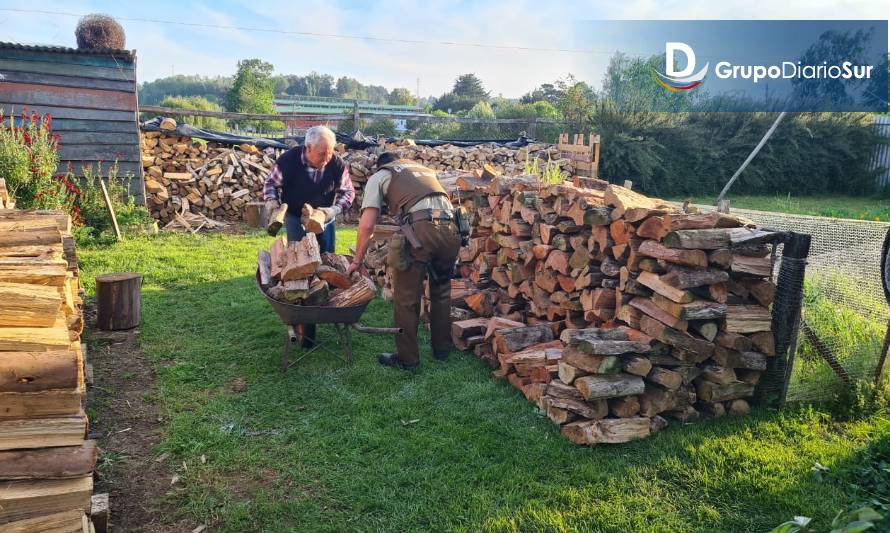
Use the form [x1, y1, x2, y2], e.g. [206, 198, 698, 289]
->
[85, 305, 200, 532]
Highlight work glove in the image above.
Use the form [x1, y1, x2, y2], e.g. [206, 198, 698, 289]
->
[319, 206, 339, 223]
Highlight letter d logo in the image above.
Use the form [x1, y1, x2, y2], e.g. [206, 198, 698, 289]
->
[652, 42, 709, 92]
[666, 42, 696, 77]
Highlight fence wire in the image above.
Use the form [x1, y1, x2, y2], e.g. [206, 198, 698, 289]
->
[692, 204, 890, 403]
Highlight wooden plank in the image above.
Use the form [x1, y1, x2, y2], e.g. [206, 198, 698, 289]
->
[0, 441, 98, 480]
[58, 143, 141, 162]
[0, 48, 135, 69]
[0, 57, 135, 81]
[0, 415, 87, 450]
[46, 119, 137, 133]
[0, 389, 83, 419]
[56, 131, 141, 145]
[0, 82, 137, 112]
[0, 509, 87, 532]
[0, 102, 134, 121]
[99, 179, 122, 241]
[0, 69, 135, 92]
[0, 475, 92, 523]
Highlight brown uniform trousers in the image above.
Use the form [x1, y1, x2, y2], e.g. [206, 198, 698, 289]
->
[389, 218, 462, 365]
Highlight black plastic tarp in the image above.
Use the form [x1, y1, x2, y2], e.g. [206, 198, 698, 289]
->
[140, 117, 537, 150]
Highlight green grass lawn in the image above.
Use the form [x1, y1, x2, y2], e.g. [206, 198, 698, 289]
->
[667, 194, 890, 221]
[79, 228, 890, 532]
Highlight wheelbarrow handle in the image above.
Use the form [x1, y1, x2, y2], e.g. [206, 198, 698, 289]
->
[352, 324, 402, 335]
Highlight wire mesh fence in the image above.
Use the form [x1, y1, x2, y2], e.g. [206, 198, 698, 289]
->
[693, 203, 890, 404]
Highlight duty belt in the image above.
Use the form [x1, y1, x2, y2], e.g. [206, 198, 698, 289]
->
[401, 208, 454, 224]
[398, 209, 454, 250]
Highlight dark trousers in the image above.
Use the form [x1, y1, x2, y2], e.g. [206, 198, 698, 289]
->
[285, 213, 336, 346]
[389, 220, 461, 365]
[286, 213, 335, 251]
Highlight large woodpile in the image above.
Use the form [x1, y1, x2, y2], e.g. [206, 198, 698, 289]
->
[139, 128, 573, 226]
[344, 140, 574, 205]
[258, 234, 376, 307]
[448, 177, 777, 444]
[141, 131, 275, 225]
[0, 207, 98, 527]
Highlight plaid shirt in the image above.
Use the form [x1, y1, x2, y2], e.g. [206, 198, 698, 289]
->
[263, 150, 355, 214]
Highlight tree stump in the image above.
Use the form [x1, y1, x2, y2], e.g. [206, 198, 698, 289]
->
[95, 273, 142, 330]
[243, 202, 269, 228]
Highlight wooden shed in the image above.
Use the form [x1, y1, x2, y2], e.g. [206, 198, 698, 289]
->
[0, 42, 145, 202]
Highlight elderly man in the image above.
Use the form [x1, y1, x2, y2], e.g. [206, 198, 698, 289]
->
[264, 125, 355, 347]
[263, 125, 355, 250]
[346, 152, 461, 371]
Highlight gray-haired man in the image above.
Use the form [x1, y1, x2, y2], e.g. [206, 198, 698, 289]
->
[263, 125, 355, 251]
[263, 125, 355, 347]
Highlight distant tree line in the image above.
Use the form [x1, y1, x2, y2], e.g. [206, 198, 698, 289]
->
[137, 29, 889, 196]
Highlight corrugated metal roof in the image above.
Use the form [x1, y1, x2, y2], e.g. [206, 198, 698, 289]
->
[0, 41, 135, 60]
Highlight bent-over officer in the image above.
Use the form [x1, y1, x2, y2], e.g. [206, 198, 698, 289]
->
[346, 152, 462, 371]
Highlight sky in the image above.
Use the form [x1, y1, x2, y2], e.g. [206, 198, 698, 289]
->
[0, 1, 888, 99]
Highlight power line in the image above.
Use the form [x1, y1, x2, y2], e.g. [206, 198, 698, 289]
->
[0, 7, 619, 55]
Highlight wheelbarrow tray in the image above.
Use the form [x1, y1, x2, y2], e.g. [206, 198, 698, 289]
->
[256, 270, 369, 325]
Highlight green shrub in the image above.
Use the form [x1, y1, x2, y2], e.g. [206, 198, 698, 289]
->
[0, 108, 76, 212]
[74, 162, 152, 244]
[364, 118, 397, 137]
[157, 95, 227, 131]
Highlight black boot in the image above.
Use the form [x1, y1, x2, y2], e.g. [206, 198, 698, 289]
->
[378, 353, 418, 371]
[432, 349, 450, 361]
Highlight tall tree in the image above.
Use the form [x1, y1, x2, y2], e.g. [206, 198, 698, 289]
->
[227, 59, 275, 113]
[388, 88, 416, 106]
[336, 76, 366, 99]
[520, 83, 563, 105]
[226, 59, 281, 132]
[453, 73, 489, 99]
[433, 73, 490, 113]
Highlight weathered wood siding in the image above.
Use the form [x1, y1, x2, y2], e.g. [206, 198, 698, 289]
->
[0, 44, 145, 202]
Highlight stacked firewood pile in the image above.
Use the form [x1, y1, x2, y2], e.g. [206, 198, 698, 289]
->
[139, 127, 571, 225]
[343, 140, 574, 206]
[0, 208, 99, 527]
[258, 234, 376, 307]
[141, 131, 277, 225]
[448, 176, 777, 444]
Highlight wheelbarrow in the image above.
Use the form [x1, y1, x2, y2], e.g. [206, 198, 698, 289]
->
[256, 271, 401, 371]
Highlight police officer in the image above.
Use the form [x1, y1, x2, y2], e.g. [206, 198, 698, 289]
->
[346, 152, 461, 371]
